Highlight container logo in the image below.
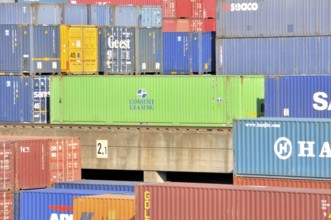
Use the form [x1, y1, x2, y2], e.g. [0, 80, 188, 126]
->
[129, 89, 154, 111]
[49, 205, 73, 220]
[137, 89, 148, 99]
[108, 35, 131, 49]
[222, 2, 259, 12]
[144, 191, 151, 220]
[313, 92, 331, 111]
[274, 137, 331, 160]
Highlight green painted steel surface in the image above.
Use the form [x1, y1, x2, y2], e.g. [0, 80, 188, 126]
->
[50, 76, 264, 126]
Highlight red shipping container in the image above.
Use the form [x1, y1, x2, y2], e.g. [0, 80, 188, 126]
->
[0, 191, 13, 220]
[68, 0, 161, 5]
[190, 18, 215, 32]
[0, 141, 14, 191]
[162, 18, 177, 32]
[162, 0, 176, 18]
[163, 18, 216, 32]
[136, 182, 331, 220]
[163, 0, 216, 18]
[234, 176, 331, 189]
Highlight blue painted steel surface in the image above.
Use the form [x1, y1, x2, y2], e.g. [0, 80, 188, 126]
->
[62, 4, 88, 25]
[0, 76, 50, 123]
[0, 25, 60, 75]
[265, 76, 331, 118]
[135, 28, 162, 74]
[114, 6, 138, 27]
[216, 36, 331, 75]
[139, 6, 162, 27]
[163, 32, 215, 74]
[17, 188, 134, 220]
[88, 5, 113, 26]
[53, 180, 140, 193]
[234, 117, 331, 179]
[98, 26, 135, 74]
[216, 0, 331, 38]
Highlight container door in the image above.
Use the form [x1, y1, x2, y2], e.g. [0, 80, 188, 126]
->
[82, 27, 98, 74]
[69, 27, 84, 74]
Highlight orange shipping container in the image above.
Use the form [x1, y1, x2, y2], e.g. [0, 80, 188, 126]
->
[234, 175, 331, 189]
[73, 194, 135, 220]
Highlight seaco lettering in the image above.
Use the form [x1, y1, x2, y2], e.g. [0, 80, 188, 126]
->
[274, 137, 331, 160]
[50, 214, 73, 220]
[231, 2, 259, 11]
[108, 35, 131, 49]
[313, 92, 331, 111]
[144, 191, 151, 220]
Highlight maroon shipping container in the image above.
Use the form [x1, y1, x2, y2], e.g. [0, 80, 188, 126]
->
[68, 0, 161, 5]
[234, 176, 331, 190]
[163, 0, 216, 18]
[0, 191, 13, 220]
[163, 18, 216, 32]
[136, 182, 331, 220]
[0, 141, 14, 191]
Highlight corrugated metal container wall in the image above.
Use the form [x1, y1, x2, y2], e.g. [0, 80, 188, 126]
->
[216, 0, 331, 38]
[0, 0, 15, 2]
[177, 0, 216, 18]
[88, 5, 113, 26]
[73, 194, 135, 220]
[139, 6, 162, 27]
[17, 188, 133, 220]
[216, 36, 331, 75]
[163, 32, 215, 74]
[162, 0, 176, 18]
[33, 76, 50, 123]
[50, 76, 264, 126]
[68, 0, 161, 4]
[0, 192, 13, 220]
[98, 26, 135, 75]
[0, 141, 14, 191]
[265, 76, 331, 118]
[60, 25, 98, 74]
[17, 0, 67, 2]
[31, 3, 62, 25]
[136, 183, 331, 220]
[234, 118, 331, 179]
[53, 180, 137, 193]
[114, 6, 138, 27]
[135, 28, 162, 74]
[234, 176, 331, 189]
[62, 4, 88, 25]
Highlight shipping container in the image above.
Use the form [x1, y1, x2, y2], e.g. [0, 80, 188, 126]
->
[53, 180, 138, 193]
[0, 76, 50, 123]
[98, 26, 135, 75]
[69, 0, 161, 4]
[163, 18, 216, 32]
[0, 141, 14, 191]
[62, 4, 88, 25]
[88, 5, 113, 26]
[50, 76, 264, 126]
[0, 192, 14, 220]
[216, 36, 331, 75]
[234, 176, 331, 190]
[0, 3, 62, 25]
[163, 32, 215, 74]
[234, 117, 331, 179]
[139, 6, 162, 27]
[162, 0, 216, 18]
[73, 194, 135, 220]
[216, 0, 331, 38]
[114, 6, 139, 27]
[136, 182, 331, 220]
[16, 188, 134, 220]
[60, 25, 98, 74]
[265, 76, 331, 118]
[0, 0, 14, 2]
[0, 25, 60, 75]
[16, 0, 67, 2]
[135, 28, 162, 74]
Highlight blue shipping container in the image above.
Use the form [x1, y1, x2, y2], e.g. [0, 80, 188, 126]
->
[62, 4, 88, 25]
[265, 76, 331, 118]
[234, 117, 331, 179]
[139, 6, 162, 27]
[88, 5, 113, 26]
[98, 26, 135, 74]
[163, 32, 215, 75]
[216, 0, 331, 38]
[114, 6, 139, 27]
[216, 36, 331, 75]
[0, 76, 50, 123]
[53, 180, 140, 193]
[0, 25, 60, 75]
[16, 188, 134, 220]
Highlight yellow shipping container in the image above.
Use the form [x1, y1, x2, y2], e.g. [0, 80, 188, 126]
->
[73, 194, 135, 220]
[60, 25, 98, 75]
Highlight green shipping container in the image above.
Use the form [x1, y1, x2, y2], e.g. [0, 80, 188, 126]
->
[50, 76, 264, 126]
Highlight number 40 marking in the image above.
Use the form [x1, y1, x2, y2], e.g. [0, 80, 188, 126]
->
[96, 140, 108, 159]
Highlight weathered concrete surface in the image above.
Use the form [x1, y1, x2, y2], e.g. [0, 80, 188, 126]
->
[0, 125, 233, 173]
[144, 171, 167, 182]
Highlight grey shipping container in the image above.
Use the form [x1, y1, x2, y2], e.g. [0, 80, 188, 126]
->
[216, 36, 331, 75]
[0, 3, 62, 25]
[139, 6, 162, 27]
[88, 5, 114, 26]
[216, 0, 331, 38]
[17, 0, 67, 3]
[114, 5, 139, 27]
[99, 26, 135, 74]
[62, 4, 88, 25]
[0, 25, 60, 75]
[135, 28, 162, 74]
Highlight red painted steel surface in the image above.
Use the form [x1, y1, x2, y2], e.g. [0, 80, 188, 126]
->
[0, 141, 14, 191]
[163, 0, 216, 18]
[162, 0, 176, 18]
[136, 182, 331, 220]
[163, 18, 216, 32]
[234, 176, 331, 189]
[0, 191, 13, 220]
[68, 0, 161, 5]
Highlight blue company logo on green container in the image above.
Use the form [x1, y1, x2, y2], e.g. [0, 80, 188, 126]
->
[129, 89, 154, 110]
